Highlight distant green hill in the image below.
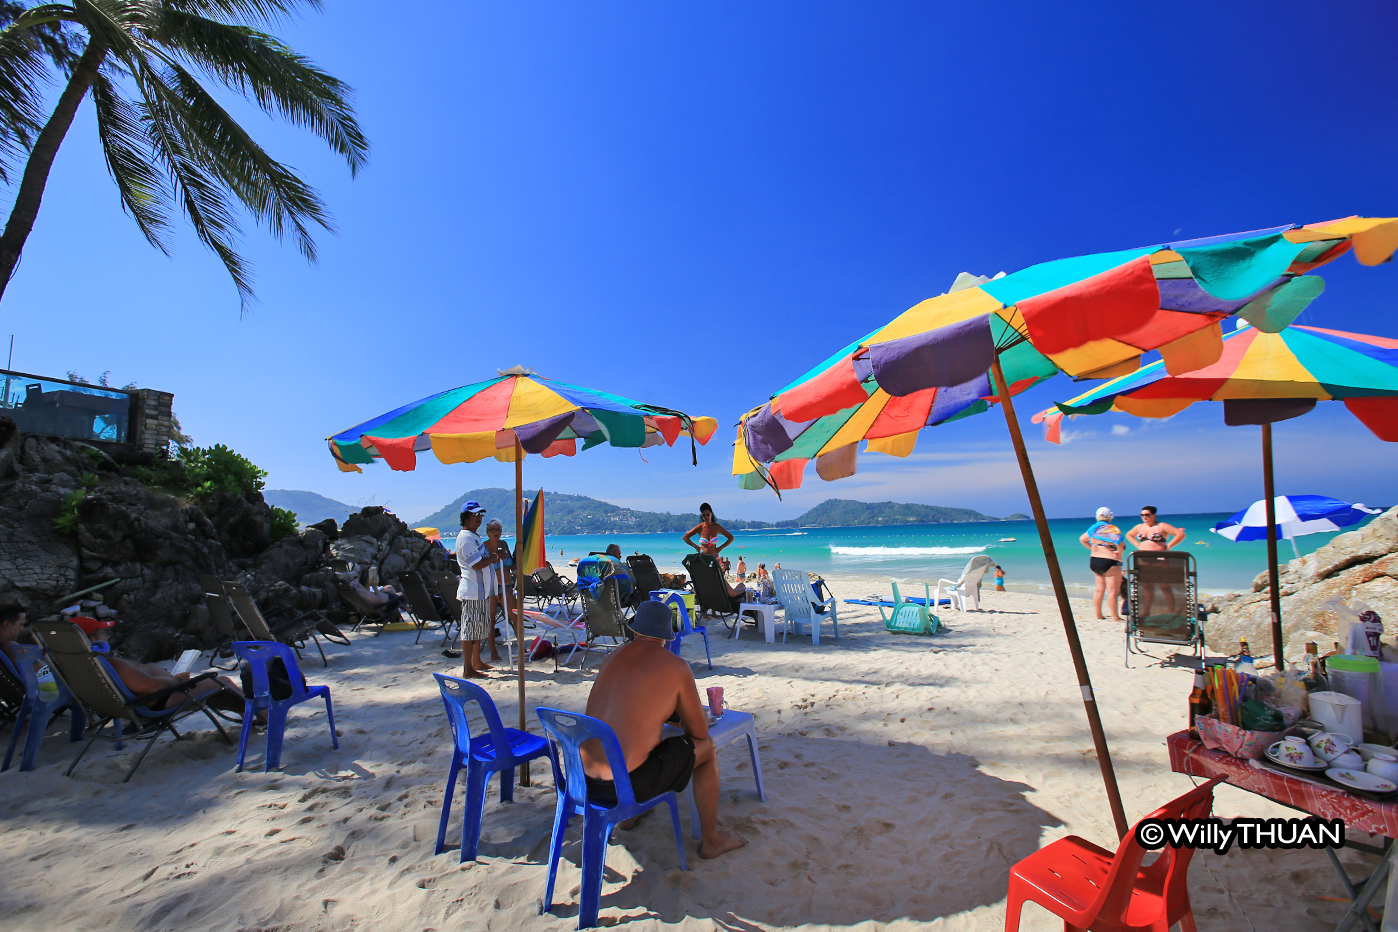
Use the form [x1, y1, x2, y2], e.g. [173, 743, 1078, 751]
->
[791, 499, 1015, 526]
[412, 489, 776, 536]
[264, 489, 357, 526]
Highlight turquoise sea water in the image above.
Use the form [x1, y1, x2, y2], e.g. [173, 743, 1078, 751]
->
[448, 512, 1378, 596]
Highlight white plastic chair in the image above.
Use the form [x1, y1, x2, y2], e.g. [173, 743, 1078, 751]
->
[772, 569, 839, 645]
[934, 555, 996, 611]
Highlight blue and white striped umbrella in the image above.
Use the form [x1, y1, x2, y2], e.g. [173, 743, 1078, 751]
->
[1211, 495, 1382, 544]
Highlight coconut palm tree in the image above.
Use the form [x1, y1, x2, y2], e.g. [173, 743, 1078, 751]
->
[0, 0, 368, 306]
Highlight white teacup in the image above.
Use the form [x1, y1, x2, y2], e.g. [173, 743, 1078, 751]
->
[1357, 743, 1396, 762]
[1309, 732, 1354, 762]
[1368, 753, 1398, 784]
[1275, 737, 1319, 767]
[1333, 750, 1366, 770]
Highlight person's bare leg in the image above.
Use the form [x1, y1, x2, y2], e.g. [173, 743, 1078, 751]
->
[1106, 568, 1124, 622]
[486, 597, 502, 662]
[689, 735, 747, 858]
[462, 641, 487, 679]
[1092, 574, 1106, 619]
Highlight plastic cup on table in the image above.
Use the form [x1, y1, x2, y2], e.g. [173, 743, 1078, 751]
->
[706, 686, 724, 718]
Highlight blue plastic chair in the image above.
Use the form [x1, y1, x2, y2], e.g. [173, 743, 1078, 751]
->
[230, 641, 337, 772]
[1, 644, 85, 772]
[653, 589, 711, 670]
[536, 708, 688, 929]
[432, 673, 549, 862]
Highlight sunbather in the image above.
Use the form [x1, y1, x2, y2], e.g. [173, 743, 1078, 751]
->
[583, 601, 746, 859]
[78, 617, 248, 714]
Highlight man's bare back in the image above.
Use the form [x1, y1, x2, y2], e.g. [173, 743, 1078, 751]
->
[582, 629, 746, 858]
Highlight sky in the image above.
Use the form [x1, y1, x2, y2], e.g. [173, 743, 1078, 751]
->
[2, 1, 1396, 525]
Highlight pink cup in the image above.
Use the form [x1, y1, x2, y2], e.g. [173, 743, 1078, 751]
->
[706, 686, 724, 718]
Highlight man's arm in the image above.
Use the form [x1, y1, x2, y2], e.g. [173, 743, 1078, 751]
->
[672, 659, 710, 743]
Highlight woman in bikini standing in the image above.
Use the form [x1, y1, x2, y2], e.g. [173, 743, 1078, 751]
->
[1079, 506, 1125, 622]
[1125, 506, 1186, 618]
[682, 502, 746, 600]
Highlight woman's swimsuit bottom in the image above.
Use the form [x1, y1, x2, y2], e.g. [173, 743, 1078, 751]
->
[585, 735, 696, 807]
[1090, 556, 1121, 576]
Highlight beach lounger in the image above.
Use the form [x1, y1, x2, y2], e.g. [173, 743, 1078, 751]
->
[624, 554, 664, 609]
[773, 568, 839, 645]
[880, 581, 940, 636]
[397, 570, 445, 644]
[198, 574, 251, 670]
[1124, 550, 1201, 668]
[226, 581, 339, 667]
[682, 553, 743, 629]
[577, 578, 630, 670]
[534, 566, 579, 615]
[333, 579, 404, 636]
[30, 619, 236, 783]
[1, 643, 85, 772]
[933, 555, 996, 611]
[430, 571, 464, 649]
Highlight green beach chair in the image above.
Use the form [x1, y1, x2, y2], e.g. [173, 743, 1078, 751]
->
[882, 581, 940, 636]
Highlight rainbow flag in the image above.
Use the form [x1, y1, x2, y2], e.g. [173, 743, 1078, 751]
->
[517, 490, 546, 576]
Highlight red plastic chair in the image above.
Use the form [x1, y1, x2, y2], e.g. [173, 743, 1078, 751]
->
[1005, 776, 1226, 932]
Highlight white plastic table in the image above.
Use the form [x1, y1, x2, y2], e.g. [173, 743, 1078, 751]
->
[663, 709, 765, 837]
[733, 601, 777, 643]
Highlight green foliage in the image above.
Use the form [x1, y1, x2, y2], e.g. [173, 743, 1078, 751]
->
[178, 444, 266, 498]
[52, 473, 98, 534]
[270, 506, 299, 540]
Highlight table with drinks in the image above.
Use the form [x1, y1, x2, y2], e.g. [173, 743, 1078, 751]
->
[1172, 626, 1398, 932]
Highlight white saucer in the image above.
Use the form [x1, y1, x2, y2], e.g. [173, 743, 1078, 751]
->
[1327, 767, 1398, 795]
[1264, 741, 1327, 772]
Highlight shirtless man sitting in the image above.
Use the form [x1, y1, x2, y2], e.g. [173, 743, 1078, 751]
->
[75, 614, 247, 714]
[582, 600, 746, 859]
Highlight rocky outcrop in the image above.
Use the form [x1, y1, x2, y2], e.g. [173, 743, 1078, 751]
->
[1204, 506, 1398, 659]
[0, 418, 448, 662]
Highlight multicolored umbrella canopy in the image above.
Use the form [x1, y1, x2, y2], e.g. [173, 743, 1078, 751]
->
[1036, 324, 1398, 442]
[735, 217, 1398, 490]
[329, 367, 718, 472]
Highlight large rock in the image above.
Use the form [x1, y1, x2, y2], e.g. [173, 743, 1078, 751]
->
[1206, 506, 1398, 659]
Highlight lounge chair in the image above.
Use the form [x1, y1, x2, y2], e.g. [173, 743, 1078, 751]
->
[430, 570, 465, 649]
[1124, 550, 1201, 667]
[534, 566, 579, 615]
[772, 568, 839, 645]
[681, 553, 743, 629]
[333, 579, 404, 636]
[577, 578, 630, 670]
[225, 581, 342, 667]
[933, 555, 996, 611]
[624, 554, 664, 608]
[30, 619, 236, 782]
[1, 643, 85, 772]
[397, 570, 446, 644]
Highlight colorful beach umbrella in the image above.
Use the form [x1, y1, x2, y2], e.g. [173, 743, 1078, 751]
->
[1211, 496, 1381, 554]
[329, 366, 717, 472]
[735, 217, 1398, 491]
[735, 217, 1398, 841]
[517, 490, 547, 577]
[329, 366, 714, 784]
[1037, 324, 1398, 667]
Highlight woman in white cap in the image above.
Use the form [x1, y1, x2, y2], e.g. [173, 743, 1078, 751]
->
[1079, 506, 1125, 622]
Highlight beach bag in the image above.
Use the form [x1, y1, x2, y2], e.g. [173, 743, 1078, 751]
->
[527, 637, 554, 660]
[239, 657, 302, 702]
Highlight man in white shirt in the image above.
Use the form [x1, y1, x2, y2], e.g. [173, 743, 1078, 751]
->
[453, 500, 502, 678]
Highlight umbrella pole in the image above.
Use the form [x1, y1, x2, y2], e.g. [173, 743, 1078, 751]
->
[1262, 423, 1283, 669]
[991, 357, 1129, 840]
[515, 436, 530, 786]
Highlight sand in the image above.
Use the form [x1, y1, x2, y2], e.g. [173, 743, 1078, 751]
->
[0, 575, 1374, 931]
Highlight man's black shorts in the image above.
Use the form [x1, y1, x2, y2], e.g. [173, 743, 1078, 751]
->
[585, 735, 695, 807]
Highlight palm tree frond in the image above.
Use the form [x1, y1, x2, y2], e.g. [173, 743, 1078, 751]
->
[153, 10, 366, 175]
[160, 0, 318, 29]
[91, 66, 171, 252]
[0, 18, 64, 180]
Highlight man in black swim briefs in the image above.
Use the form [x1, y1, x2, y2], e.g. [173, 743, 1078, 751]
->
[581, 600, 747, 859]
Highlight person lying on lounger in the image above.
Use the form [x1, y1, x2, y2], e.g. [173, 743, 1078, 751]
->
[78, 616, 248, 714]
[582, 600, 747, 859]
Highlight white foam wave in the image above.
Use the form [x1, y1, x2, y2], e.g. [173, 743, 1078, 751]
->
[828, 545, 987, 556]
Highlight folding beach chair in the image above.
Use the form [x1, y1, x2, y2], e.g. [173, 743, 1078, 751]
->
[1124, 550, 1201, 667]
[226, 581, 339, 667]
[534, 566, 579, 615]
[30, 620, 236, 783]
[431, 570, 464, 650]
[397, 570, 445, 644]
[682, 553, 744, 629]
[333, 579, 404, 636]
[577, 578, 630, 670]
[624, 554, 664, 609]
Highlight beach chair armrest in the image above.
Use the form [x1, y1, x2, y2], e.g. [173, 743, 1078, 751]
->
[935, 578, 959, 588]
[121, 669, 221, 711]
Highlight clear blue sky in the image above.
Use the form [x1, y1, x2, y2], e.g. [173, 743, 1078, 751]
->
[3, 1, 1396, 524]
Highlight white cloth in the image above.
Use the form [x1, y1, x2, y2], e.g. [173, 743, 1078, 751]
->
[454, 530, 495, 600]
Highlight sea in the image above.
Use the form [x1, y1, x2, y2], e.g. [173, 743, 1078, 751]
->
[442, 512, 1379, 597]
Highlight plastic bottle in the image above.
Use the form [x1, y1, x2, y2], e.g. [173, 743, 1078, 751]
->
[1235, 638, 1258, 676]
[1302, 641, 1329, 693]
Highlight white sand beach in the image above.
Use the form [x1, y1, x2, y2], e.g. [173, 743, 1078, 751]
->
[0, 577, 1372, 931]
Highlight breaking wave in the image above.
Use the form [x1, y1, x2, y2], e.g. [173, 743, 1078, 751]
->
[828, 545, 988, 556]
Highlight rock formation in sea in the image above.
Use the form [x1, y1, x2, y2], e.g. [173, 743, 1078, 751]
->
[1203, 505, 1398, 659]
[0, 416, 447, 662]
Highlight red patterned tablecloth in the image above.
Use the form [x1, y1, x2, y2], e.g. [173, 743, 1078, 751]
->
[1167, 730, 1398, 839]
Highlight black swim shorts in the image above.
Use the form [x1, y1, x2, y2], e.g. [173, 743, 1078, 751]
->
[585, 735, 695, 807]
[1089, 556, 1121, 576]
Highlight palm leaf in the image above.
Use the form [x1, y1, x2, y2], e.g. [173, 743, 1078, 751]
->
[90, 65, 170, 250]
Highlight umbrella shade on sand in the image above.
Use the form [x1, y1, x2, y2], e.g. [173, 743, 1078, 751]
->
[735, 218, 1398, 839]
[1212, 495, 1381, 556]
[329, 366, 716, 783]
[1037, 324, 1398, 668]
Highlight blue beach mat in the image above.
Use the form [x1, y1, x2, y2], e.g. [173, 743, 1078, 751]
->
[843, 596, 953, 608]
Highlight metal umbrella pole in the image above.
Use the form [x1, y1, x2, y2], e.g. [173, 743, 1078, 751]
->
[992, 355, 1129, 839]
[514, 435, 530, 786]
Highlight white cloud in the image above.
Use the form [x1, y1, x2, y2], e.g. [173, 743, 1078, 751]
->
[1111, 424, 1131, 436]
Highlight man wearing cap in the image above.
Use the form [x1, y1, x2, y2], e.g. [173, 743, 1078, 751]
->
[454, 500, 501, 678]
[582, 600, 747, 859]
